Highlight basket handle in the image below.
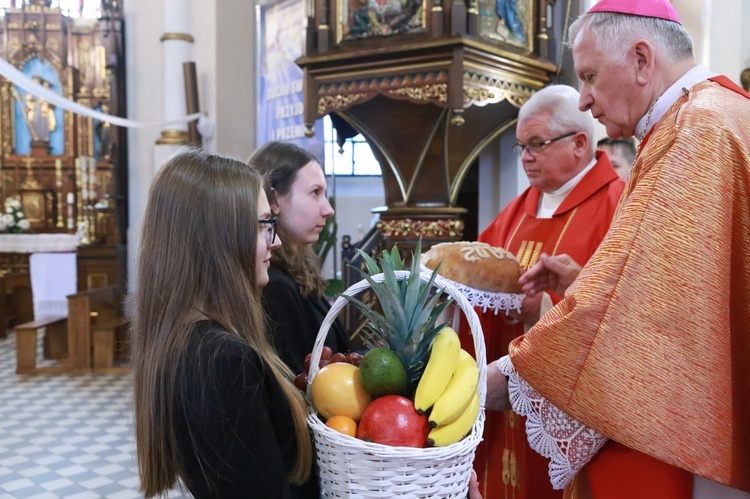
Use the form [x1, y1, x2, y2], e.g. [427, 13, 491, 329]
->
[306, 270, 487, 407]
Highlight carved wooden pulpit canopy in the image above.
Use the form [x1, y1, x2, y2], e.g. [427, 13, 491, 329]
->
[297, 0, 559, 245]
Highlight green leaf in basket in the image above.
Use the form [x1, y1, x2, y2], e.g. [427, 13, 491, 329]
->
[345, 239, 453, 392]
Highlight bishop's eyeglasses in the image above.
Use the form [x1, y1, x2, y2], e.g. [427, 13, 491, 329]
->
[259, 219, 277, 244]
[512, 131, 578, 157]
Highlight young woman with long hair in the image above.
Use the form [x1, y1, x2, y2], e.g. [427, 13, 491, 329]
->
[132, 149, 317, 498]
[248, 142, 351, 375]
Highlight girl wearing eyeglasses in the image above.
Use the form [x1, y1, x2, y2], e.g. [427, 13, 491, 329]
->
[132, 150, 318, 498]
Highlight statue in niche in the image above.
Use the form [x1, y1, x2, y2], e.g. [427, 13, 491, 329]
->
[94, 102, 113, 161]
[12, 76, 57, 144]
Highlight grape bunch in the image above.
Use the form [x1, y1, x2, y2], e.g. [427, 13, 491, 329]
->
[293, 346, 364, 391]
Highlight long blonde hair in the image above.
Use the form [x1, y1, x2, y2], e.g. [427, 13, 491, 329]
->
[247, 141, 327, 298]
[132, 149, 312, 497]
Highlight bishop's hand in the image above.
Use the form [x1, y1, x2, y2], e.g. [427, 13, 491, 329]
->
[519, 253, 582, 297]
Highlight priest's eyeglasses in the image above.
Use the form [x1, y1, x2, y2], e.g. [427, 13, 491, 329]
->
[259, 219, 277, 244]
[512, 131, 578, 157]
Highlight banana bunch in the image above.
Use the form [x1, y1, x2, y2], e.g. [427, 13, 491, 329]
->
[428, 349, 479, 427]
[427, 391, 480, 447]
[414, 327, 460, 414]
[413, 327, 481, 446]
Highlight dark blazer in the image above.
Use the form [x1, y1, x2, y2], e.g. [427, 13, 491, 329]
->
[262, 266, 352, 375]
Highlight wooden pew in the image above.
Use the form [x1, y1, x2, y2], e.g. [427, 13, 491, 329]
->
[15, 316, 68, 374]
[64, 285, 126, 373]
[1, 271, 33, 338]
[14, 285, 127, 374]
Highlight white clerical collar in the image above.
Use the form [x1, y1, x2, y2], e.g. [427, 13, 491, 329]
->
[635, 65, 716, 141]
[537, 156, 597, 219]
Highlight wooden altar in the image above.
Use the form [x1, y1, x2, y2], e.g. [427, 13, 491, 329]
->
[0, 1, 127, 293]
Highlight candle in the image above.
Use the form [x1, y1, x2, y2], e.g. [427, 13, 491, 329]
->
[55, 158, 62, 187]
[67, 192, 74, 204]
[55, 158, 64, 228]
[89, 157, 96, 200]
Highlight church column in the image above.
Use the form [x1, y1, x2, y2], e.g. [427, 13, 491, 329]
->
[156, 0, 192, 149]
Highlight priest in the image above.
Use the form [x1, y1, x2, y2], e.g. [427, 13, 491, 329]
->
[474, 84, 625, 499]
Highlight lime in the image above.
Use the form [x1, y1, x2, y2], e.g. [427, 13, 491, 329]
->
[359, 348, 408, 397]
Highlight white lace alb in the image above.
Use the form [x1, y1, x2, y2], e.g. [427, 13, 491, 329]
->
[498, 356, 608, 489]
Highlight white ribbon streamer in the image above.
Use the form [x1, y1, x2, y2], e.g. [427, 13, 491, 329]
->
[0, 57, 213, 138]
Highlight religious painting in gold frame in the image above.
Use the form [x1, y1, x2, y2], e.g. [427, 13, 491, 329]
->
[337, 0, 427, 42]
[477, 0, 534, 53]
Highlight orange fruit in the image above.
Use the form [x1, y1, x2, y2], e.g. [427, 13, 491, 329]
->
[311, 362, 373, 422]
[325, 415, 358, 437]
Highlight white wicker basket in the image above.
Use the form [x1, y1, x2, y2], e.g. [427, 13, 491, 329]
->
[306, 270, 487, 498]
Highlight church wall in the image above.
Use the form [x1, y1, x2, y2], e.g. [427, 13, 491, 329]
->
[320, 176, 385, 280]
[213, 0, 256, 159]
[192, 0, 217, 153]
[124, 0, 164, 296]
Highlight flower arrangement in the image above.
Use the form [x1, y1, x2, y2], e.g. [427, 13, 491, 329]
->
[0, 196, 32, 234]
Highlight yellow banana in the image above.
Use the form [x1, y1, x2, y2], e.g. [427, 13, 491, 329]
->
[413, 327, 460, 414]
[428, 349, 479, 427]
[426, 391, 480, 447]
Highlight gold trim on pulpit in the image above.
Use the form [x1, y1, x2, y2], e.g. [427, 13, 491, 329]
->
[376, 218, 464, 239]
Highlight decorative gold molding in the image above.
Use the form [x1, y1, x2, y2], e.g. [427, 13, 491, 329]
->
[314, 70, 537, 117]
[386, 83, 448, 104]
[159, 33, 194, 43]
[316, 71, 451, 116]
[463, 71, 536, 108]
[155, 129, 190, 145]
[376, 218, 464, 239]
[317, 93, 372, 116]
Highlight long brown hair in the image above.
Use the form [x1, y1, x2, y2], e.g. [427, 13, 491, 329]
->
[247, 141, 327, 298]
[132, 149, 312, 497]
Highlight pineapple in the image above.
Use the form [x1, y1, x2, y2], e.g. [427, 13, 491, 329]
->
[343, 240, 452, 392]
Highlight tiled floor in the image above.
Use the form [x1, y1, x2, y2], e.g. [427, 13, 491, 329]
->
[0, 331, 189, 498]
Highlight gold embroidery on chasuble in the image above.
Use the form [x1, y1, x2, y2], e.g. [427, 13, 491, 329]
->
[508, 208, 580, 270]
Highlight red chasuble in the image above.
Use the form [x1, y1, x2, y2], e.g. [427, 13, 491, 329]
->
[469, 152, 625, 499]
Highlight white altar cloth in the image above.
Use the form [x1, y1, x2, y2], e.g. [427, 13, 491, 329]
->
[0, 234, 82, 320]
[0, 233, 83, 253]
[30, 253, 77, 320]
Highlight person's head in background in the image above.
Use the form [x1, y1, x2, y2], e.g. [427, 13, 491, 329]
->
[597, 137, 636, 179]
[248, 141, 334, 298]
[515, 84, 597, 193]
[132, 149, 311, 497]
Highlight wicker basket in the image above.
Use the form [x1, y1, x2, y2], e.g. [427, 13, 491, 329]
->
[306, 270, 487, 498]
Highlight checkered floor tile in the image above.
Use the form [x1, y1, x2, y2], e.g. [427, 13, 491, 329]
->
[0, 331, 190, 498]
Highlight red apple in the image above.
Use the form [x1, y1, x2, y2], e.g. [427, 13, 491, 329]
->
[357, 395, 430, 448]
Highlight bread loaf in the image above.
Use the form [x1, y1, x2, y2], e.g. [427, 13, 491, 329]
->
[421, 241, 522, 293]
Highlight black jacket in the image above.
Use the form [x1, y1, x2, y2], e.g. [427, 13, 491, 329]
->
[263, 266, 352, 374]
[175, 321, 319, 498]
